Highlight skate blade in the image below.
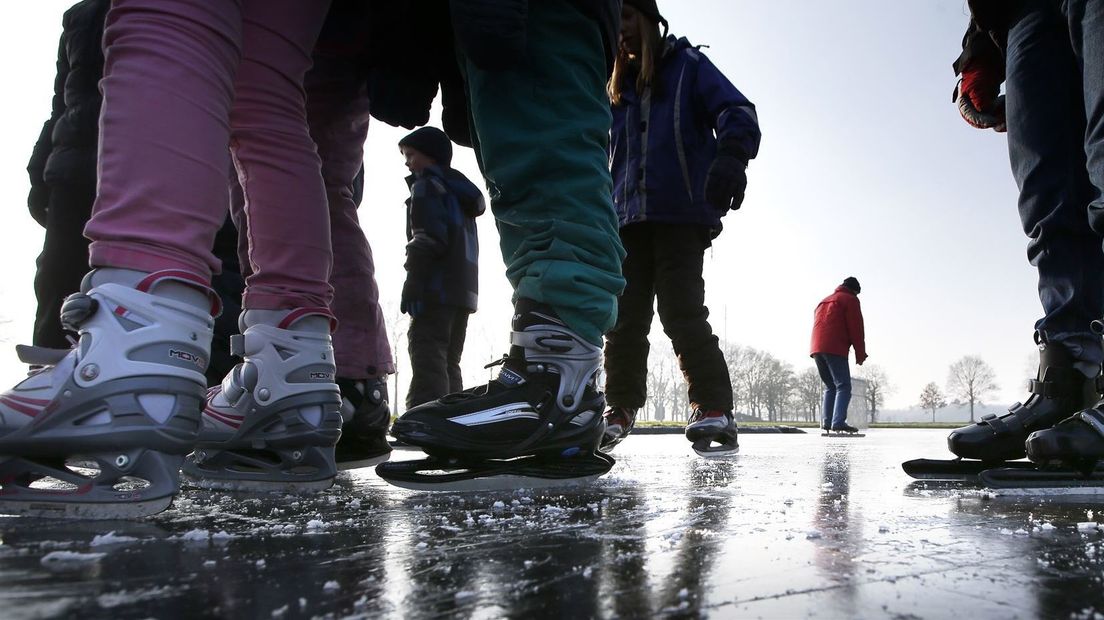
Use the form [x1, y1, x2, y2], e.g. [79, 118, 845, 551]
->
[337, 453, 392, 471]
[692, 446, 740, 459]
[988, 485, 1104, 497]
[379, 472, 606, 493]
[821, 432, 866, 437]
[0, 495, 173, 520]
[183, 475, 333, 494]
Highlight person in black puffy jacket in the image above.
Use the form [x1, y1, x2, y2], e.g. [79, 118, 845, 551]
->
[26, 0, 109, 350]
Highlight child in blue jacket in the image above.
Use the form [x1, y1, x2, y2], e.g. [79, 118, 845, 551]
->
[398, 127, 486, 408]
[602, 0, 761, 453]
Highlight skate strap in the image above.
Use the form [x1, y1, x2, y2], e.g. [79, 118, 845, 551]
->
[277, 307, 338, 333]
[1074, 409, 1104, 440]
[1028, 379, 1061, 398]
[980, 411, 1022, 435]
[15, 344, 70, 366]
[136, 270, 222, 317]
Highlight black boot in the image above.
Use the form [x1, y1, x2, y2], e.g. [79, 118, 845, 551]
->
[947, 334, 1100, 462]
[335, 377, 392, 468]
[1026, 405, 1104, 473]
[389, 299, 606, 461]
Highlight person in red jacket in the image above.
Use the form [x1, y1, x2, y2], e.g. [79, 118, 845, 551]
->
[810, 277, 867, 433]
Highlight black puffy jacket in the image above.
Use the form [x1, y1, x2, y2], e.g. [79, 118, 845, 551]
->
[28, 0, 109, 205]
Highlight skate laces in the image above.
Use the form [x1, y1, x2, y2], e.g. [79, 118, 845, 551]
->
[689, 409, 730, 424]
[605, 407, 636, 429]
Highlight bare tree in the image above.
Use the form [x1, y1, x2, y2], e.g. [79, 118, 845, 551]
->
[795, 367, 823, 423]
[644, 350, 679, 422]
[918, 382, 947, 422]
[947, 355, 999, 422]
[856, 365, 891, 424]
[384, 302, 408, 416]
[760, 355, 795, 422]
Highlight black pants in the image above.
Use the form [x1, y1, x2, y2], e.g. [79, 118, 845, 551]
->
[603, 223, 732, 412]
[33, 183, 95, 349]
[406, 303, 470, 409]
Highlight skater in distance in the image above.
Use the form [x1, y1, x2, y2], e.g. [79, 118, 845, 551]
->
[810, 277, 866, 435]
[598, 0, 760, 457]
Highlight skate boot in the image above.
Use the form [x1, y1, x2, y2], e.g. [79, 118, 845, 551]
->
[377, 299, 615, 490]
[1025, 405, 1104, 474]
[600, 406, 638, 451]
[947, 333, 1099, 462]
[335, 376, 392, 469]
[831, 422, 859, 434]
[0, 269, 216, 518]
[686, 408, 739, 457]
[183, 309, 342, 492]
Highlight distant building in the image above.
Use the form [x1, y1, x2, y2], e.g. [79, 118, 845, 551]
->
[850, 377, 869, 429]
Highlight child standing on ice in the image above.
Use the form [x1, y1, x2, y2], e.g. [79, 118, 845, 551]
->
[600, 0, 761, 454]
[398, 127, 485, 409]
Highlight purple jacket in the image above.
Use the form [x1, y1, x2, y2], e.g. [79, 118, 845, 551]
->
[610, 36, 760, 229]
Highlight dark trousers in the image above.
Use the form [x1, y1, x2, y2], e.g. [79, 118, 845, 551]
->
[1007, 0, 1104, 368]
[603, 223, 732, 412]
[814, 353, 852, 427]
[406, 303, 470, 408]
[33, 183, 95, 349]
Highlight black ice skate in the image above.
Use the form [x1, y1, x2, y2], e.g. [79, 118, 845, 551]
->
[906, 333, 1100, 481]
[600, 406, 638, 452]
[377, 300, 614, 491]
[1023, 406, 1104, 478]
[335, 376, 392, 469]
[823, 422, 864, 437]
[0, 271, 216, 518]
[685, 409, 738, 458]
[183, 310, 342, 492]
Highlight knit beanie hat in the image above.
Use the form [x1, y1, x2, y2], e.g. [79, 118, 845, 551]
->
[842, 277, 861, 294]
[398, 127, 453, 167]
[624, 0, 667, 28]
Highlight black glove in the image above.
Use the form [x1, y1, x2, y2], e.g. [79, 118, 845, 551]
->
[27, 185, 49, 227]
[400, 278, 424, 317]
[704, 149, 748, 212]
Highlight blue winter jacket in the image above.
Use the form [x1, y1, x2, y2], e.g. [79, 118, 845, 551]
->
[405, 165, 486, 312]
[610, 36, 760, 229]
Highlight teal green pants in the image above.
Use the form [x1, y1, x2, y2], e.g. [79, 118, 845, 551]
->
[460, 0, 625, 347]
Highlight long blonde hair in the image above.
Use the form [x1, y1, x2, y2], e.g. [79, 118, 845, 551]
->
[607, 20, 663, 105]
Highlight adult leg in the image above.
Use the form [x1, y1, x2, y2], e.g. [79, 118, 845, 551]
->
[0, 0, 237, 517]
[948, 1, 1102, 462]
[823, 354, 852, 428]
[185, 0, 342, 492]
[814, 354, 836, 428]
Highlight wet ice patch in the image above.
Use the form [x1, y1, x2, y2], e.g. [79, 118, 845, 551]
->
[90, 531, 140, 547]
[323, 580, 340, 592]
[96, 585, 178, 608]
[40, 550, 106, 568]
[1077, 522, 1100, 532]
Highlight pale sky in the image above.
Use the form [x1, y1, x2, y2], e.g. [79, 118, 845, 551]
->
[0, 2, 1042, 411]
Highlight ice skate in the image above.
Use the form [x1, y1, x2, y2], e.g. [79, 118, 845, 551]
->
[377, 300, 615, 490]
[907, 333, 1100, 480]
[0, 270, 216, 518]
[183, 309, 342, 492]
[1023, 405, 1104, 476]
[685, 408, 738, 458]
[823, 422, 865, 437]
[599, 406, 638, 452]
[335, 376, 392, 469]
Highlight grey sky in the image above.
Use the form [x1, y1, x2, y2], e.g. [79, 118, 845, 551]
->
[0, 2, 1044, 411]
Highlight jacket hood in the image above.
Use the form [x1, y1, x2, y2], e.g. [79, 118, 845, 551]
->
[441, 168, 485, 217]
[407, 166, 486, 218]
[662, 35, 695, 58]
[834, 285, 856, 296]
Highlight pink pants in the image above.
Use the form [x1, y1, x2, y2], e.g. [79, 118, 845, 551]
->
[86, 0, 334, 311]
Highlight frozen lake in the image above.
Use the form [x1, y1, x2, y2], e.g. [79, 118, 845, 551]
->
[2, 429, 1103, 619]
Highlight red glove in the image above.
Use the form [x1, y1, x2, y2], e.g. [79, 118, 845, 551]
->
[957, 60, 1006, 132]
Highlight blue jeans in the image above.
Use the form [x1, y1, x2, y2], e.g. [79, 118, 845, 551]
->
[814, 353, 851, 428]
[1007, 0, 1104, 371]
